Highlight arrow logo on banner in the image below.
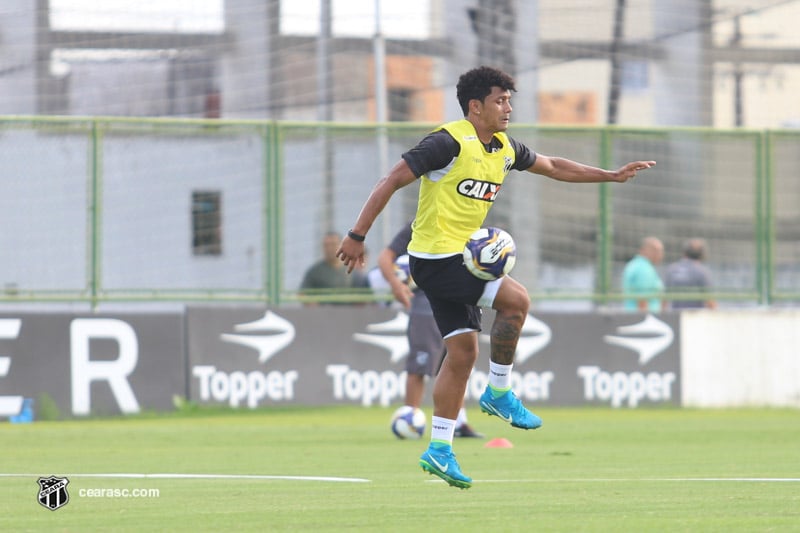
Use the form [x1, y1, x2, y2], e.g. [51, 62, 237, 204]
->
[353, 311, 410, 363]
[603, 314, 674, 365]
[220, 311, 295, 363]
[480, 313, 551, 364]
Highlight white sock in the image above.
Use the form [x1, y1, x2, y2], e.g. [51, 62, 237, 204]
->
[489, 361, 513, 390]
[456, 408, 468, 427]
[430, 416, 456, 446]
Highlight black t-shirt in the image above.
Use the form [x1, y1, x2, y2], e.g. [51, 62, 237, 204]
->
[401, 129, 537, 178]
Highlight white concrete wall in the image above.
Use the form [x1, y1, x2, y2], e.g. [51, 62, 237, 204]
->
[681, 309, 800, 407]
[0, 1, 37, 114]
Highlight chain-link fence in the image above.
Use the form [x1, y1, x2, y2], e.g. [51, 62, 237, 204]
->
[1, 116, 796, 307]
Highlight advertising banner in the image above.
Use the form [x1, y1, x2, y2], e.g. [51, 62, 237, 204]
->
[186, 306, 681, 409]
[0, 313, 184, 417]
[187, 305, 409, 408]
[0, 307, 681, 417]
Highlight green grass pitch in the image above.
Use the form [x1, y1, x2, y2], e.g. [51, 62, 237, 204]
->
[2, 406, 799, 532]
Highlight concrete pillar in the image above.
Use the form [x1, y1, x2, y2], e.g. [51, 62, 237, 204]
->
[0, 0, 38, 114]
[220, 0, 279, 118]
[651, 0, 713, 126]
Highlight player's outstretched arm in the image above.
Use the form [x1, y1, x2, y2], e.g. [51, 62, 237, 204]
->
[336, 160, 417, 273]
[528, 155, 656, 184]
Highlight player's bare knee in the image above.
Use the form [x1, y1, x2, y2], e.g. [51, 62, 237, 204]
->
[443, 334, 479, 367]
[515, 289, 530, 315]
[440, 350, 478, 383]
[495, 280, 529, 317]
[449, 345, 478, 367]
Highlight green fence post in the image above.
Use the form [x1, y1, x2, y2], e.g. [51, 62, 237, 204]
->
[760, 130, 773, 305]
[597, 128, 613, 306]
[265, 121, 282, 305]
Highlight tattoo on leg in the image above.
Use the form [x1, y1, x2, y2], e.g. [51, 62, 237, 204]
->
[491, 313, 522, 365]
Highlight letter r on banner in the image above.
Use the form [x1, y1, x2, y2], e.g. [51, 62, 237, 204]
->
[70, 319, 141, 415]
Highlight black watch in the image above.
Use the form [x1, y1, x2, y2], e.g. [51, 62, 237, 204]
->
[347, 230, 366, 242]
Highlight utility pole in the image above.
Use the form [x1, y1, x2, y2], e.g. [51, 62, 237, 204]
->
[607, 0, 627, 125]
[374, 0, 391, 243]
[468, 0, 516, 75]
[731, 15, 744, 127]
[317, 0, 334, 231]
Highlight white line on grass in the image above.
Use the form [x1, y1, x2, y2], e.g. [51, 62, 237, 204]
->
[427, 477, 800, 484]
[651, 478, 800, 482]
[0, 473, 370, 483]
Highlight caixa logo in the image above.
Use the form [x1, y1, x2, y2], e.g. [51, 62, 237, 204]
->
[457, 179, 501, 202]
[192, 311, 299, 408]
[579, 314, 677, 408]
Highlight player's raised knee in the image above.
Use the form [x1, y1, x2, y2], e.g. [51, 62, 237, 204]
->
[494, 278, 529, 316]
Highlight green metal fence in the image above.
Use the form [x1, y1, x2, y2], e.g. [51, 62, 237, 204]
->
[0, 116, 796, 308]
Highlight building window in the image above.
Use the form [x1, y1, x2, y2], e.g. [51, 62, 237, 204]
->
[192, 191, 222, 255]
[389, 88, 412, 122]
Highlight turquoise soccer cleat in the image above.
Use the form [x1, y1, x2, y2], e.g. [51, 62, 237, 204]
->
[479, 387, 543, 430]
[419, 445, 472, 489]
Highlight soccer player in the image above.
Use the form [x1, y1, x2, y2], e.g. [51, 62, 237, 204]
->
[337, 66, 656, 488]
[377, 220, 483, 439]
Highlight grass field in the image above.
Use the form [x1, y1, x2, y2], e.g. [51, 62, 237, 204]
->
[2, 406, 799, 532]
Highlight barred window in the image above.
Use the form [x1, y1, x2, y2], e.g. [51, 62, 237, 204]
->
[191, 191, 222, 256]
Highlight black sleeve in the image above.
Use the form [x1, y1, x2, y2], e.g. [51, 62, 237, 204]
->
[387, 221, 414, 256]
[508, 135, 537, 171]
[401, 130, 460, 178]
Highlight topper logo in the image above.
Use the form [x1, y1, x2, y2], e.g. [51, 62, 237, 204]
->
[193, 311, 299, 408]
[220, 311, 295, 363]
[352, 311, 410, 363]
[603, 314, 674, 365]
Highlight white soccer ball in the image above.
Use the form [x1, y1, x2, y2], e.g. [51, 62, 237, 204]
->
[463, 227, 517, 281]
[393, 254, 411, 284]
[390, 406, 426, 439]
[394, 254, 417, 290]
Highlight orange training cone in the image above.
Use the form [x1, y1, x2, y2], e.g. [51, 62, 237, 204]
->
[484, 437, 513, 448]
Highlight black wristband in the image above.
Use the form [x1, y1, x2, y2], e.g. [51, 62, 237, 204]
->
[347, 229, 366, 242]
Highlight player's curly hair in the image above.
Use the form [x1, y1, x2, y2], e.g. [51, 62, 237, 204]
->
[456, 66, 517, 116]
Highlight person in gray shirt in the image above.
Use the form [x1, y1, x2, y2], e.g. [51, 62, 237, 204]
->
[665, 238, 717, 310]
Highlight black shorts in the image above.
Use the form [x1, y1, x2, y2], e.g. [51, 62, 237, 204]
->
[409, 255, 485, 338]
[406, 312, 445, 377]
